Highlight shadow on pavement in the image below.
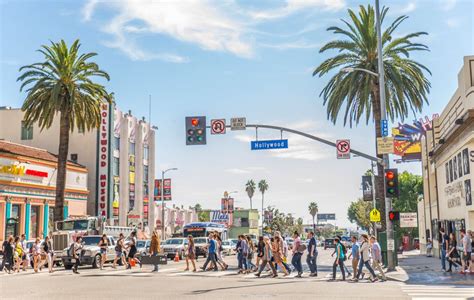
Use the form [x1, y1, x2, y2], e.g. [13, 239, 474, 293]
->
[189, 280, 305, 295]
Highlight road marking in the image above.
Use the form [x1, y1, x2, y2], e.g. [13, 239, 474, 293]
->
[400, 284, 474, 300]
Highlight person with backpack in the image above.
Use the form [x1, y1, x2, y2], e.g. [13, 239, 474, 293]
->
[370, 236, 386, 281]
[329, 236, 346, 281]
[70, 236, 83, 274]
[291, 231, 304, 278]
[113, 233, 126, 269]
[306, 231, 318, 277]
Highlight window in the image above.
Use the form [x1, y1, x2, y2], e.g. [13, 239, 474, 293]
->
[21, 121, 33, 140]
[129, 142, 135, 155]
[144, 146, 149, 160]
[30, 206, 39, 239]
[114, 136, 120, 151]
[113, 157, 120, 177]
[143, 165, 149, 183]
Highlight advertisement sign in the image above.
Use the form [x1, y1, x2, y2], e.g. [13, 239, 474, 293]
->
[97, 102, 110, 218]
[211, 210, 232, 227]
[154, 179, 162, 202]
[264, 210, 273, 223]
[163, 179, 172, 201]
[362, 176, 373, 201]
[400, 212, 418, 228]
[376, 137, 394, 155]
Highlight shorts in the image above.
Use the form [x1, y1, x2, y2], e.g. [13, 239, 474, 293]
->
[100, 249, 107, 255]
[115, 251, 123, 257]
[463, 252, 471, 262]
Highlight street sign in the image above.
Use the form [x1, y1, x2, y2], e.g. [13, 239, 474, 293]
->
[362, 176, 373, 201]
[251, 139, 288, 150]
[336, 139, 351, 159]
[231, 117, 246, 130]
[317, 213, 336, 221]
[369, 208, 381, 222]
[376, 137, 394, 155]
[387, 239, 395, 251]
[211, 119, 226, 134]
[381, 120, 389, 137]
[400, 212, 418, 228]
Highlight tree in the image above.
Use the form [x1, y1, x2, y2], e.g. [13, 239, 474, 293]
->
[313, 5, 431, 230]
[308, 202, 319, 232]
[347, 199, 372, 231]
[258, 180, 269, 229]
[18, 39, 110, 222]
[245, 179, 256, 209]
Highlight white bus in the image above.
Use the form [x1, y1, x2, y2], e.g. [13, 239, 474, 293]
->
[183, 222, 228, 240]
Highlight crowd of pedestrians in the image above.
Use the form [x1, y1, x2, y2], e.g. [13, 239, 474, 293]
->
[440, 228, 473, 274]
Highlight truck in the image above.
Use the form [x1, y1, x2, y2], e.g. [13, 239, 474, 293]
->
[51, 216, 135, 264]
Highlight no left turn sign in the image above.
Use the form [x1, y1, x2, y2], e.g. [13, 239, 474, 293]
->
[336, 139, 350, 159]
[211, 119, 226, 135]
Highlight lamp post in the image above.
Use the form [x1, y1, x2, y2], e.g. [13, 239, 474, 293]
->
[161, 168, 178, 239]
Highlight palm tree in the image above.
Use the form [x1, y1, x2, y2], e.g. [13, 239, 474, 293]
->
[245, 180, 256, 209]
[313, 5, 430, 228]
[258, 180, 269, 230]
[308, 202, 319, 232]
[18, 39, 110, 222]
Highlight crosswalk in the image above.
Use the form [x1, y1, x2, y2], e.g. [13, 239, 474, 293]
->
[400, 284, 474, 300]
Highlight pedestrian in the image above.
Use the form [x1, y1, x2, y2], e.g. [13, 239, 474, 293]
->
[13, 236, 23, 273]
[184, 235, 197, 272]
[237, 235, 249, 274]
[236, 235, 243, 272]
[32, 237, 41, 273]
[255, 236, 264, 272]
[330, 236, 346, 281]
[348, 236, 359, 280]
[291, 231, 304, 278]
[460, 229, 472, 274]
[440, 227, 449, 272]
[446, 232, 461, 272]
[469, 230, 474, 273]
[272, 235, 289, 276]
[71, 236, 83, 274]
[370, 236, 386, 281]
[20, 234, 29, 271]
[276, 232, 292, 274]
[426, 238, 433, 257]
[126, 231, 141, 269]
[306, 231, 318, 277]
[113, 233, 126, 269]
[254, 236, 278, 278]
[40, 235, 54, 273]
[98, 234, 109, 270]
[216, 235, 228, 271]
[353, 234, 377, 282]
[200, 233, 218, 272]
[2, 235, 14, 273]
[246, 236, 255, 271]
[331, 236, 351, 277]
[149, 230, 161, 272]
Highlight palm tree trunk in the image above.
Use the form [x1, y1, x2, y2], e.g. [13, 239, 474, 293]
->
[55, 110, 70, 222]
[250, 197, 252, 210]
[261, 193, 264, 226]
[312, 216, 315, 232]
[371, 82, 386, 232]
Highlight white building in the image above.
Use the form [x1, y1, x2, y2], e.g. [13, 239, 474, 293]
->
[0, 103, 156, 231]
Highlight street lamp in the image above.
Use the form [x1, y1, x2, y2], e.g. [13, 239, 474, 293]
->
[161, 167, 178, 239]
[341, 67, 379, 77]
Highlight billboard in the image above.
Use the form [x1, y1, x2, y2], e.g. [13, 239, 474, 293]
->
[317, 213, 336, 221]
[362, 176, 373, 201]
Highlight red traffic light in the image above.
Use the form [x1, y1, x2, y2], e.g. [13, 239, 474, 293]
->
[385, 171, 395, 180]
[191, 118, 199, 127]
[389, 211, 399, 221]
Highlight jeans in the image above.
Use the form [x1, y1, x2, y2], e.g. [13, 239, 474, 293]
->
[203, 253, 218, 271]
[238, 252, 248, 270]
[282, 261, 291, 273]
[306, 253, 317, 274]
[441, 248, 446, 270]
[291, 252, 303, 274]
[357, 259, 376, 279]
[332, 258, 345, 280]
[152, 252, 159, 271]
[258, 259, 277, 275]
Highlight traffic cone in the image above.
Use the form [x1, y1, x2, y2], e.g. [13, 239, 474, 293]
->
[174, 251, 180, 262]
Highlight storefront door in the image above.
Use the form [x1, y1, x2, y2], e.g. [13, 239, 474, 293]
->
[5, 218, 18, 238]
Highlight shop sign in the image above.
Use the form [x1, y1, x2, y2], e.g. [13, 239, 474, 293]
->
[97, 103, 110, 218]
[0, 164, 48, 178]
[211, 210, 231, 227]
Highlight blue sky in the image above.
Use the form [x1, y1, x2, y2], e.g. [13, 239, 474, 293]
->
[1, 0, 473, 227]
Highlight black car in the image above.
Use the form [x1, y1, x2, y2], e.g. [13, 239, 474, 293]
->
[324, 238, 335, 249]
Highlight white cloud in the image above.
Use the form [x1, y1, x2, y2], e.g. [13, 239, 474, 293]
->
[439, 0, 457, 11]
[248, 0, 346, 20]
[226, 168, 251, 174]
[389, 1, 417, 15]
[82, 0, 99, 21]
[260, 40, 322, 50]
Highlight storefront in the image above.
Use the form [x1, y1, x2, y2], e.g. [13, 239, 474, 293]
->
[419, 56, 474, 256]
[0, 141, 88, 242]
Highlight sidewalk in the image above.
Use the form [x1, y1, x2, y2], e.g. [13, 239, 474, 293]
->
[385, 250, 474, 286]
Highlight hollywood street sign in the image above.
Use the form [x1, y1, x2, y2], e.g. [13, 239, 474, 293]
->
[251, 139, 288, 150]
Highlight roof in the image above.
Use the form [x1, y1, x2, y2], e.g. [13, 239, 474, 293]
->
[0, 140, 85, 168]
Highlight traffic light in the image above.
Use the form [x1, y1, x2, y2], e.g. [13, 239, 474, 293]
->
[389, 211, 400, 221]
[385, 168, 399, 198]
[185, 116, 206, 145]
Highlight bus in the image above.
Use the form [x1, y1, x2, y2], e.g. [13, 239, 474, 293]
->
[183, 222, 228, 240]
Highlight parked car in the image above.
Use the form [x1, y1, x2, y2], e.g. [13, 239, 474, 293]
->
[221, 240, 236, 255]
[61, 235, 116, 270]
[136, 240, 151, 256]
[161, 238, 188, 260]
[324, 238, 335, 249]
[193, 237, 208, 258]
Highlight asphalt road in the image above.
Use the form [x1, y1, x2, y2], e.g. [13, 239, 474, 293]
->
[1, 248, 473, 300]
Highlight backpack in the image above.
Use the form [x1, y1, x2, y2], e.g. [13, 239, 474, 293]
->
[339, 243, 347, 261]
[297, 243, 307, 252]
[67, 243, 75, 257]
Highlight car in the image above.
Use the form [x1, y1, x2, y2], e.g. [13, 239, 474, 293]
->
[61, 235, 116, 270]
[136, 240, 151, 256]
[324, 238, 335, 249]
[285, 238, 294, 249]
[193, 237, 209, 258]
[221, 240, 236, 255]
[341, 236, 352, 249]
[161, 238, 188, 260]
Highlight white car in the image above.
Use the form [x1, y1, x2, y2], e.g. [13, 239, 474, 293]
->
[221, 240, 236, 255]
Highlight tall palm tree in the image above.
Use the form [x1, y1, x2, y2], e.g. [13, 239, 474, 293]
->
[245, 180, 256, 209]
[308, 202, 319, 232]
[313, 5, 430, 228]
[258, 180, 269, 230]
[18, 39, 110, 222]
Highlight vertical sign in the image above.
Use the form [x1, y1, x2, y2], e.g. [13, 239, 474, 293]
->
[154, 179, 162, 202]
[362, 176, 373, 201]
[381, 120, 389, 137]
[163, 179, 172, 201]
[97, 103, 110, 218]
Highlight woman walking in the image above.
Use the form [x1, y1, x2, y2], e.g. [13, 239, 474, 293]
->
[353, 234, 377, 282]
[216, 234, 228, 271]
[246, 236, 255, 272]
[255, 236, 265, 272]
[447, 232, 461, 272]
[39, 236, 54, 273]
[113, 233, 126, 269]
[2, 235, 14, 273]
[254, 236, 277, 278]
[14, 236, 23, 272]
[330, 237, 346, 281]
[185, 235, 197, 272]
[32, 238, 41, 273]
[98, 234, 109, 270]
[149, 230, 160, 272]
[272, 235, 289, 276]
[126, 231, 141, 269]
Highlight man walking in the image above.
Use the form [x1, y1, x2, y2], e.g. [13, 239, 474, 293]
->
[370, 236, 386, 281]
[440, 228, 449, 272]
[201, 234, 218, 272]
[460, 229, 472, 274]
[291, 231, 304, 278]
[71, 236, 83, 274]
[348, 236, 359, 280]
[306, 231, 318, 277]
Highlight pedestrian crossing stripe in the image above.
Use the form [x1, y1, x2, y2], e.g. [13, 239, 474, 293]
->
[400, 284, 474, 300]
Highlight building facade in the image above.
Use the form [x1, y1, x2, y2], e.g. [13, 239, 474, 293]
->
[0, 103, 155, 231]
[419, 56, 474, 256]
[0, 141, 88, 241]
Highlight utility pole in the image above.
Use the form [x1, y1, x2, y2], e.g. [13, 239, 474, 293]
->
[375, 0, 395, 271]
[161, 168, 178, 239]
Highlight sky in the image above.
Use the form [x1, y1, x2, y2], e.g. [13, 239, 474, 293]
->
[0, 0, 473, 227]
